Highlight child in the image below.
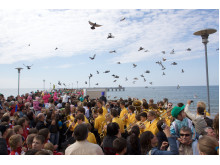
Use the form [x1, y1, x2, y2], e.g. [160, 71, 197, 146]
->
[26, 134, 37, 150]
[32, 135, 45, 151]
[86, 123, 97, 144]
[13, 125, 25, 142]
[44, 142, 63, 155]
[9, 134, 25, 155]
[38, 128, 50, 143]
[113, 137, 127, 155]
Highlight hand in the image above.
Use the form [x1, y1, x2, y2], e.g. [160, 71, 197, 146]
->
[187, 100, 192, 105]
[160, 141, 169, 150]
[163, 126, 171, 137]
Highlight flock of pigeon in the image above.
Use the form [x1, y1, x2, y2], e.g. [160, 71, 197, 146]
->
[22, 17, 219, 90]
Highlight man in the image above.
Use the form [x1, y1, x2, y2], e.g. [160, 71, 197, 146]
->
[184, 100, 207, 136]
[65, 124, 103, 155]
[177, 126, 199, 155]
[145, 111, 159, 135]
[119, 101, 128, 127]
[36, 113, 47, 130]
[97, 100, 107, 116]
[202, 127, 216, 138]
[99, 92, 107, 105]
[0, 125, 9, 155]
[111, 108, 125, 135]
[94, 108, 105, 135]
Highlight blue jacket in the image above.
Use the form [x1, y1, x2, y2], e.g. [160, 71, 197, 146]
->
[147, 137, 179, 155]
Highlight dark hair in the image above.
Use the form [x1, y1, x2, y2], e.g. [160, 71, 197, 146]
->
[197, 107, 205, 115]
[107, 122, 119, 136]
[83, 102, 87, 106]
[25, 149, 39, 155]
[27, 111, 34, 121]
[148, 111, 156, 117]
[142, 102, 148, 109]
[180, 126, 191, 134]
[75, 114, 85, 121]
[1, 116, 10, 123]
[198, 135, 219, 155]
[26, 134, 37, 145]
[113, 137, 127, 154]
[135, 114, 141, 121]
[157, 120, 165, 132]
[34, 135, 45, 144]
[128, 105, 135, 113]
[38, 128, 50, 142]
[140, 131, 154, 155]
[111, 108, 118, 117]
[97, 100, 103, 105]
[77, 107, 85, 115]
[129, 125, 140, 151]
[65, 104, 71, 116]
[139, 112, 147, 118]
[28, 128, 38, 135]
[177, 103, 184, 107]
[213, 113, 219, 139]
[73, 124, 88, 141]
[98, 108, 103, 114]
[35, 150, 50, 155]
[120, 101, 125, 106]
[17, 118, 26, 127]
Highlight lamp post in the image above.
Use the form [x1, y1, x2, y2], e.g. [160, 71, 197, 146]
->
[43, 79, 45, 91]
[89, 77, 91, 88]
[193, 28, 217, 114]
[15, 67, 23, 96]
[77, 81, 78, 90]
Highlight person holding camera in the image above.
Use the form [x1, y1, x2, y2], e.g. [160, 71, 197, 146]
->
[184, 100, 207, 137]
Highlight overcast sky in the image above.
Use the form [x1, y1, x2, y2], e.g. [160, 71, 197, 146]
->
[0, 8, 219, 88]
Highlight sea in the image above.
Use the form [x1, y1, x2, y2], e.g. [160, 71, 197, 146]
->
[0, 86, 219, 118]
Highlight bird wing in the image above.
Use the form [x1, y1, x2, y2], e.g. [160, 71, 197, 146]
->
[88, 21, 95, 26]
[95, 24, 102, 27]
[23, 64, 27, 67]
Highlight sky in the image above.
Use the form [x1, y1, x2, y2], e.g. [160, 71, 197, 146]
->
[0, 5, 219, 89]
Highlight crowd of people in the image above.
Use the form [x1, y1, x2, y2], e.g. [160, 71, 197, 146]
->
[0, 89, 219, 155]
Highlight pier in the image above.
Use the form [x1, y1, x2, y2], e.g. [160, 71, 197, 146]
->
[106, 87, 125, 92]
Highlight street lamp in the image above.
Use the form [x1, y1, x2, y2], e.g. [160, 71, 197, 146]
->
[77, 81, 78, 90]
[193, 28, 217, 114]
[15, 67, 23, 96]
[43, 79, 45, 90]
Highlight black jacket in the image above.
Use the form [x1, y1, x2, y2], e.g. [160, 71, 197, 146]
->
[0, 138, 8, 155]
[36, 121, 47, 130]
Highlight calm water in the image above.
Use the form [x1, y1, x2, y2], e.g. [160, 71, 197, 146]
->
[0, 86, 219, 117]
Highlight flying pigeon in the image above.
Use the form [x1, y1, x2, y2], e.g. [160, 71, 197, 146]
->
[88, 21, 102, 30]
[161, 51, 165, 54]
[89, 54, 96, 60]
[140, 74, 144, 77]
[133, 64, 137, 68]
[89, 73, 93, 78]
[23, 64, 33, 70]
[85, 81, 87, 84]
[112, 74, 116, 77]
[55, 47, 58, 50]
[162, 66, 166, 70]
[117, 62, 121, 64]
[170, 49, 175, 54]
[120, 17, 126, 21]
[109, 50, 116, 53]
[133, 77, 138, 80]
[162, 58, 166, 61]
[144, 50, 149, 52]
[114, 75, 119, 78]
[95, 83, 99, 85]
[107, 33, 115, 39]
[125, 77, 128, 81]
[103, 70, 110, 73]
[171, 62, 177, 65]
[113, 80, 117, 82]
[181, 69, 184, 73]
[138, 47, 144, 51]
[162, 72, 165, 76]
[58, 81, 61, 85]
[156, 61, 162, 65]
[144, 78, 146, 82]
[145, 70, 150, 73]
[186, 48, 191, 51]
[97, 70, 99, 74]
[149, 82, 152, 85]
[28, 44, 30, 46]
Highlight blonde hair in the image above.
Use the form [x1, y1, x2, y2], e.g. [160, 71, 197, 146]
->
[44, 142, 54, 152]
[9, 134, 22, 150]
[198, 135, 219, 155]
[197, 101, 206, 109]
[13, 125, 22, 134]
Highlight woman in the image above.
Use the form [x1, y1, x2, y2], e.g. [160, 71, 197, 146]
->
[140, 126, 178, 155]
[126, 125, 141, 155]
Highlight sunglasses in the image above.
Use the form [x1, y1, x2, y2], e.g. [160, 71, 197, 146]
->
[180, 133, 190, 137]
[168, 105, 172, 106]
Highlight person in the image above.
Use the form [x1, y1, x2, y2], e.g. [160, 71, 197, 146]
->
[184, 100, 207, 136]
[119, 101, 128, 127]
[65, 123, 103, 155]
[36, 113, 47, 130]
[86, 123, 97, 144]
[111, 108, 125, 135]
[49, 119, 59, 146]
[156, 120, 168, 150]
[94, 108, 105, 137]
[26, 134, 36, 150]
[144, 111, 159, 135]
[213, 113, 219, 140]
[113, 137, 127, 155]
[140, 126, 178, 155]
[44, 142, 62, 155]
[126, 105, 136, 133]
[126, 125, 141, 155]
[25, 149, 38, 155]
[177, 126, 199, 155]
[97, 100, 107, 116]
[9, 134, 24, 155]
[198, 135, 219, 155]
[13, 125, 24, 141]
[17, 117, 29, 140]
[100, 92, 107, 105]
[0, 125, 8, 155]
[33, 97, 41, 115]
[38, 128, 51, 144]
[102, 122, 121, 155]
[32, 135, 45, 151]
[138, 112, 148, 134]
[170, 105, 196, 140]
[202, 127, 216, 138]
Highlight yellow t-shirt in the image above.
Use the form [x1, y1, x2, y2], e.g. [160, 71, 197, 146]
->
[94, 114, 105, 134]
[127, 113, 136, 128]
[102, 106, 108, 116]
[144, 119, 159, 135]
[84, 116, 89, 123]
[87, 132, 97, 144]
[112, 117, 125, 133]
[120, 107, 128, 125]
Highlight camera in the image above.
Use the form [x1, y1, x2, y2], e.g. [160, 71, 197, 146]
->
[161, 123, 166, 130]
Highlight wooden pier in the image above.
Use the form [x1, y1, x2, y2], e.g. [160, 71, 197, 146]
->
[106, 87, 125, 92]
